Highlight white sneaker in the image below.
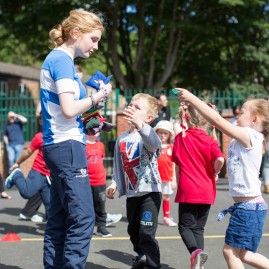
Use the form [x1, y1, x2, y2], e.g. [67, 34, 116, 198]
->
[31, 214, 44, 223]
[163, 217, 177, 227]
[19, 213, 31, 220]
[106, 213, 122, 227]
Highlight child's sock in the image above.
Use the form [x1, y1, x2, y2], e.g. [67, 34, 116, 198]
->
[163, 199, 170, 218]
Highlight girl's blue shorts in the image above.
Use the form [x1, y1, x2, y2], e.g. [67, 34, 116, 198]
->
[225, 206, 267, 252]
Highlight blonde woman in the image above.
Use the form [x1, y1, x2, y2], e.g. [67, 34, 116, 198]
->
[40, 10, 112, 269]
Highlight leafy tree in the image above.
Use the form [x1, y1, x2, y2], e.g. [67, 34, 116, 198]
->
[174, 0, 269, 93]
[0, 0, 269, 93]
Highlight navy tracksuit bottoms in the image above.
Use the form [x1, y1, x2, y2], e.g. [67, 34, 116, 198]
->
[43, 140, 95, 269]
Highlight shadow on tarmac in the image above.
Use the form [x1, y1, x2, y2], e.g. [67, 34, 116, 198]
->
[86, 249, 175, 269]
[0, 207, 21, 217]
[0, 222, 44, 236]
[0, 263, 23, 269]
[85, 263, 111, 269]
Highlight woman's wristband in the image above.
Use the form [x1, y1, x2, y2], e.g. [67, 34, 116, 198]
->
[89, 95, 96, 107]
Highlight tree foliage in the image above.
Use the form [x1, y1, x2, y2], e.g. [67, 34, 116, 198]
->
[0, 0, 269, 93]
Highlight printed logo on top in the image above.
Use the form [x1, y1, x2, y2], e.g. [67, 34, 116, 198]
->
[120, 141, 140, 190]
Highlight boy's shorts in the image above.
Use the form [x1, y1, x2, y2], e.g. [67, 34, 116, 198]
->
[225, 205, 267, 252]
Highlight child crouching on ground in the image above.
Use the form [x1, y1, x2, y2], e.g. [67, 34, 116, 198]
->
[106, 93, 162, 269]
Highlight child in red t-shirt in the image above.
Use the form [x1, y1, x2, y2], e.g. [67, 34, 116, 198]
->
[172, 103, 225, 269]
[154, 120, 177, 227]
[5, 115, 51, 221]
[86, 132, 113, 238]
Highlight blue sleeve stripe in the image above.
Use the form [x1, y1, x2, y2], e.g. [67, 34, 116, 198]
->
[41, 89, 60, 105]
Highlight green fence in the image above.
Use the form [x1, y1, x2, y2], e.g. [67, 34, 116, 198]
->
[0, 89, 39, 141]
[0, 86, 259, 175]
[0, 87, 253, 145]
[0, 86, 263, 179]
[0, 87, 120, 157]
[122, 88, 249, 119]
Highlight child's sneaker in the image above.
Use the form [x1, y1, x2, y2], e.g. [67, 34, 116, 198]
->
[19, 213, 31, 220]
[31, 214, 45, 223]
[5, 168, 20, 189]
[106, 213, 122, 227]
[190, 249, 208, 269]
[163, 217, 177, 227]
[96, 226, 112, 238]
[131, 255, 147, 269]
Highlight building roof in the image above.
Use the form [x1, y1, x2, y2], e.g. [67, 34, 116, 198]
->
[0, 61, 40, 81]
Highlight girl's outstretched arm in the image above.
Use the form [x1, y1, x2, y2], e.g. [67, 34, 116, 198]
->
[175, 88, 251, 148]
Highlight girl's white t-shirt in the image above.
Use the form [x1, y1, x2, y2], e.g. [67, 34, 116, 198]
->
[228, 127, 264, 197]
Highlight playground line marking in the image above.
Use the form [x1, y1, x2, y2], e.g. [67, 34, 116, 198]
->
[3, 233, 269, 242]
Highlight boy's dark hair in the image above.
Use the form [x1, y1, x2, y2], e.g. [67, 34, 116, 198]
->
[155, 93, 165, 101]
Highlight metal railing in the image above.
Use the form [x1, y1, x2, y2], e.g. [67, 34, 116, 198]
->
[0, 84, 261, 145]
[122, 88, 251, 118]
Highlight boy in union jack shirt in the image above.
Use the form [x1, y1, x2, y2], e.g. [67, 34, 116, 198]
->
[106, 93, 162, 269]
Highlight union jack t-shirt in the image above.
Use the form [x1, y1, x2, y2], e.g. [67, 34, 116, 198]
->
[112, 124, 162, 197]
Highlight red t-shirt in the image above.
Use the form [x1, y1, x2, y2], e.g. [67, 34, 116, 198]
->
[85, 141, 106, 186]
[30, 132, 50, 176]
[172, 128, 224, 204]
[157, 144, 173, 182]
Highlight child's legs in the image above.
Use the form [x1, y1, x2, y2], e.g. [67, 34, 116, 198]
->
[127, 196, 142, 255]
[223, 244, 269, 269]
[162, 194, 170, 218]
[21, 192, 42, 217]
[127, 192, 162, 268]
[224, 206, 268, 269]
[194, 204, 211, 250]
[178, 203, 210, 253]
[15, 169, 45, 199]
[91, 184, 107, 227]
[162, 182, 173, 218]
[223, 244, 245, 269]
[239, 249, 269, 269]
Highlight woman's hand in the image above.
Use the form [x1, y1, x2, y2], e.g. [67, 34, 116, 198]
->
[99, 80, 112, 96]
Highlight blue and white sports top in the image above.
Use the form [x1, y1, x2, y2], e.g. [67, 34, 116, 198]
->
[40, 48, 86, 146]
